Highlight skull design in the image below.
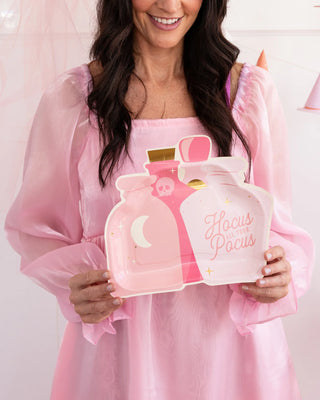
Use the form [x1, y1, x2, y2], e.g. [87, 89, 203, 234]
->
[156, 177, 175, 197]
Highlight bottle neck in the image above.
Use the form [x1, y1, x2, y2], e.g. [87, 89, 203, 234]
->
[206, 172, 240, 185]
[145, 160, 180, 178]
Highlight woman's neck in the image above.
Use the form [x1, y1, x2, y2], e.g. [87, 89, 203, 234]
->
[133, 38, 184, 86]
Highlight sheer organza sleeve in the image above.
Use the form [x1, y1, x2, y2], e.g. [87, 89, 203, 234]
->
[5, 68, 131, 345]
[229, 65, 314, 335]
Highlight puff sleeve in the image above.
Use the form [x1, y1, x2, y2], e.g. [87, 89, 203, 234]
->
[229, 65, 314, 335]
[5, 68, 131, 345]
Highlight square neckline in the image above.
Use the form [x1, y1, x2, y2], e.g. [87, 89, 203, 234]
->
[82, 62, 246, 127]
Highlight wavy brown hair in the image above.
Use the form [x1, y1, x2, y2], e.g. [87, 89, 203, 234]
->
[88, 0, 251, 186]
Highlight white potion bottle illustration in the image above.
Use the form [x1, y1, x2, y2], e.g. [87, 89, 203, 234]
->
[105, 174, 183, 297]
[180, 157, 273, 285]
[145, 148, 202, 284]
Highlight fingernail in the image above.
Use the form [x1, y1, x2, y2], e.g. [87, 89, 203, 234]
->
[107, 284, 113, 292]
[112, 298, 121, 306]
[103, 272, 110, 279]
[264, 267, 272, 275]
[242, 285, 249, 291]
[259, 279, 266, 285]
[266, 252, 272, 261]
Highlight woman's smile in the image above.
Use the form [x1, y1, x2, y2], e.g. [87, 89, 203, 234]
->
[147, 13, 183, 30]
[132, 0, 203, 49]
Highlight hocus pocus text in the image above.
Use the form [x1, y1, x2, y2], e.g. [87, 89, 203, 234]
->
[204, 210, 256, 260]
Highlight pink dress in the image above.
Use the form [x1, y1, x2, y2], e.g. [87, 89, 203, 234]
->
[5, 63, 314, 400]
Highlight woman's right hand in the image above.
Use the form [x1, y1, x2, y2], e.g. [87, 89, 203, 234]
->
[69, 270, 124, 324]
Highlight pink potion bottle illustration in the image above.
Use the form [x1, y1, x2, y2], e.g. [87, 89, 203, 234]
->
[105, 174, 183, 297]
[177, 135, 211, 189]
[180, 156, 273, 285]
[145, 148, 202, 284]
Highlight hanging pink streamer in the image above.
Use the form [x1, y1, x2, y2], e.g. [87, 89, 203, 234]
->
[0, 0, 95, 212]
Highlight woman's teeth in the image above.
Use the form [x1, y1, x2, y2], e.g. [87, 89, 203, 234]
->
[152, 16, 180, 25]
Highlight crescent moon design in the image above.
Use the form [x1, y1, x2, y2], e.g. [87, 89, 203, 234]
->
[131, 216, 152, 248]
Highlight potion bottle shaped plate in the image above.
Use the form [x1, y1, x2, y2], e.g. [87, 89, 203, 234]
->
[178, 136, 273, 285]
[105, 174, 183, 298]
[105, 135, 274, 297]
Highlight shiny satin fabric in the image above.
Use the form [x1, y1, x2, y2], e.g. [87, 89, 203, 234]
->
[5, 63, 314, 399]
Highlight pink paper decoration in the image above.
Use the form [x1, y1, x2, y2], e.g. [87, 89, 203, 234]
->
[256, 50, 269, 71]
[105, 135, 274, 298]
[299, 74, 320, 114]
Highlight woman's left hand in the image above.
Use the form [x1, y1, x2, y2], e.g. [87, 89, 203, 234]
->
[241, 246, 292, 303]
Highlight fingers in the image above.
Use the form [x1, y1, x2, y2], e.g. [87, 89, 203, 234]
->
[68, 269, 124, 323]
[264, 246, 285, 263]
[69, 281, 115, 305]
[80, 299, 123, 324]
[74, 297, 124, 319]
[262, 257, 291, 277]
[69, 269, 110, 291]
[81, 311, 116, 324]
[256, 272, 290, 289]
[257, 256, 291, 290]
[241, 246, 292, 303]
[242, 283, 289, 303]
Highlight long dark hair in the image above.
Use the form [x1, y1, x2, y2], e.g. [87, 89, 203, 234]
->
[88, 0, 251, 187]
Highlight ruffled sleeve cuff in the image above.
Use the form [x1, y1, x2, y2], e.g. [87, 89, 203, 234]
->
[18, 240, 133, 345]
[229, 281, 297, 335]
[228, 64, 314, 334]
[228, 222, 313, 335]
[82, 302, 132, 345]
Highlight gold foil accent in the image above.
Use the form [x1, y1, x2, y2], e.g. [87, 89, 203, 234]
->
[147, 148, 176, 162]
[187, 179, 207, 190]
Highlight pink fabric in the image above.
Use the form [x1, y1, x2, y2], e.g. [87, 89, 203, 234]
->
[226, 71, 231, 106]
[0, 0, 94, 212]
[5, 63, 314, 400]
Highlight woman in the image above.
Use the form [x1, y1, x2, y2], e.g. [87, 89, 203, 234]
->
[5, 1, 313, 399]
